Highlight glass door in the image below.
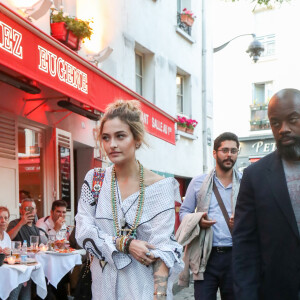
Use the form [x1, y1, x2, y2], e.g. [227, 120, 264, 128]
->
[18, 127, 44, 219]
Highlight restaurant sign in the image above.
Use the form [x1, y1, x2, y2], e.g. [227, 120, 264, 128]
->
[0, 5, 175, 144]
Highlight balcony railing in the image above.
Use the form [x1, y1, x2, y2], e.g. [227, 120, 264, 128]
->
[177, 13, 192, 36]
[250, 119, 271, 131]
[250, 104, 268, 111]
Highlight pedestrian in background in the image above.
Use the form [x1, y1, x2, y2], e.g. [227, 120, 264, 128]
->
[233, 88, 300, 300]
[75, 100, 183, 300]
[177, 132, 241, 300]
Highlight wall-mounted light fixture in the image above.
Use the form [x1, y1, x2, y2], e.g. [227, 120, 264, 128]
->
[57, 100, 100, 121]
[0, 70, 41, 94]
[86, 47, 114, 67]
[9, 0, 52, 21]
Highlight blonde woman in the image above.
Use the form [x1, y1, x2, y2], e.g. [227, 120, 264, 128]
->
[76, 100, 183, 300]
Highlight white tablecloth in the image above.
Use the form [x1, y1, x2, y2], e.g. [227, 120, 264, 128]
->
[35, 251, 82, 288]
[0, 262, 47, 300]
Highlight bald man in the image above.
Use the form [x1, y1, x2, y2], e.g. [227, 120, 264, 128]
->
[232, 88, 300, 300]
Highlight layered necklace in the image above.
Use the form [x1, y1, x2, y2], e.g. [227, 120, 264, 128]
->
[111, 161, 145, 237]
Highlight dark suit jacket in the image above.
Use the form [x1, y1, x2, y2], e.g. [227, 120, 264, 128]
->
[233, 150, 300, 300]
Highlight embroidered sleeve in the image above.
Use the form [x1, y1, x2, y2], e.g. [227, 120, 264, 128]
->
[75, 170, 131, 270]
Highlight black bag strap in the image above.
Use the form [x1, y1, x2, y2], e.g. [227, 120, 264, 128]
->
[213, 180, 232, 235]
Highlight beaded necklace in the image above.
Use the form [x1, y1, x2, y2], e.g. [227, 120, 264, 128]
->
[111, 161, 145, 237]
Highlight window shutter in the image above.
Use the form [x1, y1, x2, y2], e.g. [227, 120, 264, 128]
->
[0, 113, 19, 219]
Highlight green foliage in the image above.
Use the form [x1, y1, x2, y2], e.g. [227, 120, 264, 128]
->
[51, 10, 93, 40]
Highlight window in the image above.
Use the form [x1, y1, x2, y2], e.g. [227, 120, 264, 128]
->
[135, 45, 155, 102]
[176, 75, 184, 114]
[177, 0, 193, 36]
[177, 0, 191, 12]
[18, 127, 44, 218]
[250, 82, 273, 131]
[253, 82, 273, 105]
[257, 34, 275, 57]
[135, 53, 143, 95]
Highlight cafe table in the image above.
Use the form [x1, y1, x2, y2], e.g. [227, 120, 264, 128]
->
[0, 262, 47, 300]
[35, 250, 82, 288]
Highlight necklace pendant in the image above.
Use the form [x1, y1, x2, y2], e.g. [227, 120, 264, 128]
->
[120, 217, 126, 228]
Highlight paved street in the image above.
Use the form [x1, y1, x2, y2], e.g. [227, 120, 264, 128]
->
[173, 282, 194, 300]
[173, 281, 221, 300]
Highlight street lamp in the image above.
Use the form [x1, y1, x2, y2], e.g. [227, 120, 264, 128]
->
[213, 33, 264, 63]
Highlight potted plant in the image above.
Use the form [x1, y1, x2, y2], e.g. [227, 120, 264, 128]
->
[186, 119, 198, 134]
[177, 116, 187, 132]
[180, 8, 196, 27]
[50, 8, 93, 51]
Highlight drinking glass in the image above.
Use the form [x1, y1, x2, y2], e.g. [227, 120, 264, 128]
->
[30, 236, 39, 252]
[11, 241, 21, 259]
[47, 235, 56, 251]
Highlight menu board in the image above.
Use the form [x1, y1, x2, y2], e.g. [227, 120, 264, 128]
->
[59, 146, 71, 209]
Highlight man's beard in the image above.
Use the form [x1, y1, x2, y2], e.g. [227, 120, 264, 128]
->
[277, 136, 300, 161]
[216, 157, 236, 172]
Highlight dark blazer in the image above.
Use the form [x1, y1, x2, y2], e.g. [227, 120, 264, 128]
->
[233, 150, 300, 300]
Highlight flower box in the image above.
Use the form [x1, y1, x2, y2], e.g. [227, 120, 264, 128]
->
[177, 116, 198, 134]
[177, 125, 187, 132]
[186, 127, 194, 134]
[50, 22, 81, 51]
[50, 22, 67, 42]
[180, 14, 194, 27]
[50, 8, 93, 52]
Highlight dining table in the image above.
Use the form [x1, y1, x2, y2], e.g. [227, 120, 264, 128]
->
[35, 250, 83, 288]
[0, 261, 47, 300]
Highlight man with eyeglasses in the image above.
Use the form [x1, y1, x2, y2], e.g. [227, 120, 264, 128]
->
[233, 89, 300, 300]
[177, 132, 241, 300]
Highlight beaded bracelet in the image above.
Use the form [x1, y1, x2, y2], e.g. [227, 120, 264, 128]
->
[118, 236, 125, 252]
[121, 236, 129, 252]
[124, 237, 134, 254]
[153, 291, 167, 296]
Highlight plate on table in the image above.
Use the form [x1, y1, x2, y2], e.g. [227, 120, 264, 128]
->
[44, 250, 76, 256]
[26, 258, 37, 264]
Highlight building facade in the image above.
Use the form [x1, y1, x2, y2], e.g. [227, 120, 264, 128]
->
[0, 0, 213, 225]
[212, 0, 298, 169]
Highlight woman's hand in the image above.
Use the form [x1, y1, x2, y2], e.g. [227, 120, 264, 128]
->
[3, 247, 10, 255]
[128, 239, 156, 266]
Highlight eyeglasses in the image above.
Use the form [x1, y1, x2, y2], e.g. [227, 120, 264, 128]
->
[0, 216, 8, 221]
[217, 148, 239, 154]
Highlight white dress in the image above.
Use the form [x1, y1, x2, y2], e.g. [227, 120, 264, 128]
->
[0, 231, 11, 248]
[75, 166, 184, 300]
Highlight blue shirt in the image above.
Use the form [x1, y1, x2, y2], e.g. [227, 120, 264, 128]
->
[180, 172, 240, 247]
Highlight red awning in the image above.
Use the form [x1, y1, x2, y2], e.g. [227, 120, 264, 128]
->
[0, 4, 176, 144]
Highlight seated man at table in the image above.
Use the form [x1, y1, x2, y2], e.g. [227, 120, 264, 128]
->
[7, 199, 41, 246]
[36, 200, 69, 300]
[36, 199, 68, 240]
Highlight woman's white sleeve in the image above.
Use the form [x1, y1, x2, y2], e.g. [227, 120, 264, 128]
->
[147, 180, 184, 277]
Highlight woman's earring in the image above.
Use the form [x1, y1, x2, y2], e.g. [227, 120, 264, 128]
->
[136, 143, 140, 149]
